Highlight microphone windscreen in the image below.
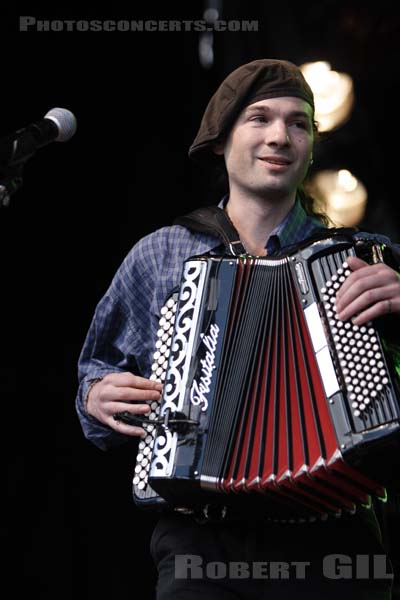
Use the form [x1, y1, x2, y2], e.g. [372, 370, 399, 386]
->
[44, 107, 77, 142]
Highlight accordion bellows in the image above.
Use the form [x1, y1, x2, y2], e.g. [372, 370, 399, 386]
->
[133, 234, 400, 522]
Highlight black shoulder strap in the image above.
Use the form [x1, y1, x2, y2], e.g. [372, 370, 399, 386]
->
[173, 205, 246, 256]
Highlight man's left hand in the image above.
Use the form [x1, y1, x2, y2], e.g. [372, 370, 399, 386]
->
[335, 256, 400, 325]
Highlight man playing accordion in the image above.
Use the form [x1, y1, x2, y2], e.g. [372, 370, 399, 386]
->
[76, 59, 400, 599]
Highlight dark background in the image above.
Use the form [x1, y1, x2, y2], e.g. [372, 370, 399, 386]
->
[2, 3, 400, 598]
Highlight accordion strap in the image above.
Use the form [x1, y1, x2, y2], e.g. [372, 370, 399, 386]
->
[173, 205, 246, 256]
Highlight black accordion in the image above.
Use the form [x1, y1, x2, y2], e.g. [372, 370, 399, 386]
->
[132, 232, 400, 521]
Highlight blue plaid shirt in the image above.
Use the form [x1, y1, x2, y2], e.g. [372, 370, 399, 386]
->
[76, 199, 325, 450]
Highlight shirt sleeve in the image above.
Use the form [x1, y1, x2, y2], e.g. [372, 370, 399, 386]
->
[75, 232, 161, 451]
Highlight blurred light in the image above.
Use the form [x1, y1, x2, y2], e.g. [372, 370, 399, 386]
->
[204, 8, 219, 21]
[300, 61, 354, 132]
[199, 32, 214, 69]
[306, 169, 367, 227]
[199, 1, 221, 69]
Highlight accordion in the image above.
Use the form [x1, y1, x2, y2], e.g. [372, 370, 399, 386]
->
[132, 232, 400, 522]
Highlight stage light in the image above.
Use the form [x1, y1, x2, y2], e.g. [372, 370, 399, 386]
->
[301, 61, 354, 132]
[306, 169, 367, 226]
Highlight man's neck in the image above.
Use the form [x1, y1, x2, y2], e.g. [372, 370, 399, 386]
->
[225, 190, 296, 256]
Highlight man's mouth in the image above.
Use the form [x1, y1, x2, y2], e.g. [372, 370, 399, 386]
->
[258, 156, 292, 166]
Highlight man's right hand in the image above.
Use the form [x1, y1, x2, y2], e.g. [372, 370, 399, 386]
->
[86, 372, 163, 437]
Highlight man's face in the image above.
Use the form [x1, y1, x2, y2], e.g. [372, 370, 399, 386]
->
[217, 97, 314, 201]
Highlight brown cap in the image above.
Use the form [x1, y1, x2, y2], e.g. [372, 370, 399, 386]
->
[189, 59, 314, 166]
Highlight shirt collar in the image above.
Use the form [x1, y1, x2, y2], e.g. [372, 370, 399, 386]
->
[217, 195, 324, 255]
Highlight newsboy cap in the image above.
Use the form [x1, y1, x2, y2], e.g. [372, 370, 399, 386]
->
[189, 59, 314, 166]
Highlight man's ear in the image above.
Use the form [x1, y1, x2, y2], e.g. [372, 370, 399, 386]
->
[212, 140, 225, 156]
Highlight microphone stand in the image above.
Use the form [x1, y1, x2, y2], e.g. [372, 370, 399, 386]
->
[0, 165, 24, 207]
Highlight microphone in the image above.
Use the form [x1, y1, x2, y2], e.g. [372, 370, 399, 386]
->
[0, 107, 77, 168]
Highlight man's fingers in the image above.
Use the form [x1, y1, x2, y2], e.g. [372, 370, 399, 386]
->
[346, 299, 394, 326]
[344, 256, 368, 270]
[111, 418, 147, 438]
[110, 386, 162, 403]
[108, 402, 157, 437]
[106, 371, 163, 392]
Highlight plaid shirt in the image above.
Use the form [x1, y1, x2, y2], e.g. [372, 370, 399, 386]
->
[76, 199, 325, 450]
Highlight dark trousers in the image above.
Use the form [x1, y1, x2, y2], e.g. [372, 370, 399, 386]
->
[150, 508, 393, 599]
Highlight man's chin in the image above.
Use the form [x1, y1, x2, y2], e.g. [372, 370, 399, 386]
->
[256, 183, 293, 200]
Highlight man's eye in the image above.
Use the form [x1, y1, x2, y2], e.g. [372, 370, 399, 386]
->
[250, 115, 267, 123]
[292, 121, 308, 129]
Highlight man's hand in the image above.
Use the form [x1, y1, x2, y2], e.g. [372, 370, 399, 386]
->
[86, 372, 163, 437]
[336, 256, 400, 325]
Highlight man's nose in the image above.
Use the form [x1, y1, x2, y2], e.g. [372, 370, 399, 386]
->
[266, 122, 291, 146]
